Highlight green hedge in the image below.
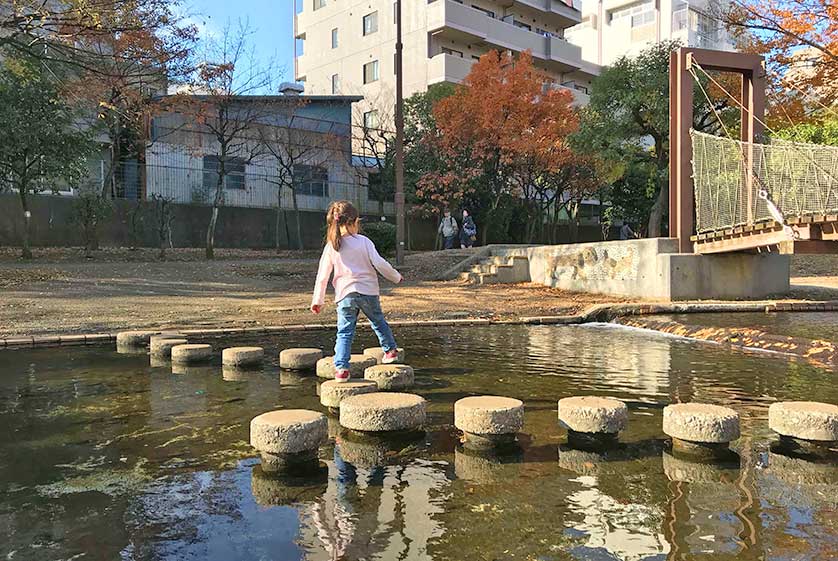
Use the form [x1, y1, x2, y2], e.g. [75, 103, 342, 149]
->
[363, 221, 397, 256]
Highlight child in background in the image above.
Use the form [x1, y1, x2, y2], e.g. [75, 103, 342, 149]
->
[311, 200, 402, 382]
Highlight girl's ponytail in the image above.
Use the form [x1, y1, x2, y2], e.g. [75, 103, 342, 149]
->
[325, 200, 360, 251]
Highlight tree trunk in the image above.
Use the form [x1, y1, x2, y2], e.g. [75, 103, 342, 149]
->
[19, 186, 32, 260]
[207, 167, 225, 260]
[275, 188, 282, 253]
[206, 206, 218, 259]
[647, 184, 667, 238]
[292, 189, 303, 250]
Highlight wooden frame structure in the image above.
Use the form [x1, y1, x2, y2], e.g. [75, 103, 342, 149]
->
[669, 47, 838, 255]
[669, 47, 765, 254]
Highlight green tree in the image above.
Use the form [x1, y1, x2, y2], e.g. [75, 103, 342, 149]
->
[574, 41, 731, 237]
[404, 82, 456, 238]
[0, 59, 96, 259]
[773, 115, 838, 145]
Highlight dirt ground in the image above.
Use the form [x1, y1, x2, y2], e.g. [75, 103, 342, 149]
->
[0, 248, 835, 337]
[0, 247, 627, 336]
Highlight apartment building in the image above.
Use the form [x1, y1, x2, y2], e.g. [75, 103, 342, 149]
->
[565, 0, 733, 67]
[294, 0, 600, 120]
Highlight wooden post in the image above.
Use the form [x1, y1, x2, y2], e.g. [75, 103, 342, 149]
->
[669, 48, 765, 254]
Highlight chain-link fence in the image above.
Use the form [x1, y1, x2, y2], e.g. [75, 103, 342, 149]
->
[692, 130, 838, 233]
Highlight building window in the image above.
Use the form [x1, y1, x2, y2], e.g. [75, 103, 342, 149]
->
[441, 46, 463, 57]
[293, 164, 329, 197]
[363, 110, 379, 129]
[331, 73, 339, 94]
[331, 27, 338, 48]
[203, 155, 246, 191]
[471, 5, 495, 18]
[631, 10, 655, 27]
[363, 11, 378, 35]
[608, 0, 652, 24]
[363, 60, 379, 84]
[513, 20, 532, 31]
[313, 0, 326, 10]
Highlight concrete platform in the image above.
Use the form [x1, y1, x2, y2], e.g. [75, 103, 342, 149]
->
[492, 239, 791, 301]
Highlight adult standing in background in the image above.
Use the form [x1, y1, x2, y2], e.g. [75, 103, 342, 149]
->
[460, 209, 477, 248]
[619, 222, 636, 240]
[438, 209, 458, 250]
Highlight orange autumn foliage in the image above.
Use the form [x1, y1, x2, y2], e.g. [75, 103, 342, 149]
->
[417, 50, 582, 211]
[726, 0, 838, 121]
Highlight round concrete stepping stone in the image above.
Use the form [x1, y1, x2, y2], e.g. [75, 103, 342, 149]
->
[116, 330, 157, 348]
[150, 337, 188, 359]
[223, 346, 264, 368]
[558, 396, 628, 435]
[455, 396, 524, 449]
[320, 380, 378, 409]
[316, 354, 377, 379]
[250, 410, 328, 472]
[149, 332, 186, 344]
[768, 401, 838, 443]
[340, 392, 426, 432]
[171, 343, 212, 364]
[279, 348, 323, 370]
[250, 464, 328, 506]
[363, 347, 406, 364]
[663, 403, 740, 453]
[364, 364, 415, 390]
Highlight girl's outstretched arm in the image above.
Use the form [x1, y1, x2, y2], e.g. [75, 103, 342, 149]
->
[311, 245, 334, 308]
[365, 237, 402, 284]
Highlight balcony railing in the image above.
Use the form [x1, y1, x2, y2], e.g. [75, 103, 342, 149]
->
[428, 0, 583, 69]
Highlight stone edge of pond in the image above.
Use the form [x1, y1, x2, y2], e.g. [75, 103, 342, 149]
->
[2, 300, 838, 350]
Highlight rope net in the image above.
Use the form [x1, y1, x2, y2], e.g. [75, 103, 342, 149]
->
[691, 130, 838, 234]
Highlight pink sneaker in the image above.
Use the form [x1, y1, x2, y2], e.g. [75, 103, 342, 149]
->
[335, 368, 351, 383]
[382, 350, 399, 364]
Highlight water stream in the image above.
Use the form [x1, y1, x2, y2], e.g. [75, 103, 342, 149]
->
[1, 323, 835, 560]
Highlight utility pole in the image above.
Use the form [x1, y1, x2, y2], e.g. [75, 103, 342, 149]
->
[394, 0, 406, 266]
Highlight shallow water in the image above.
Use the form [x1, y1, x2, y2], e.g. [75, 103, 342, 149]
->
[1, 324, 836, 561]
[653, 312, 838, 343]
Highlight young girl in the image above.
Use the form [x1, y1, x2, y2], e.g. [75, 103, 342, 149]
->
[311, 200, 402, 382]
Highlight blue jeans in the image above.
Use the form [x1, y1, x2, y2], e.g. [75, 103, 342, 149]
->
[334, 293, 397, 370]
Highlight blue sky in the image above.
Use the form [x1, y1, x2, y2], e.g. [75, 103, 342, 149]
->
[185, 0, 296, 83]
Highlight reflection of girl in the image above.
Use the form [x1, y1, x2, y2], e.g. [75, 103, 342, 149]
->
[310, 447, 357, 560]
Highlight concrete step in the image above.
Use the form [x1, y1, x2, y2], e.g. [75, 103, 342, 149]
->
[509, 255, 530, 281]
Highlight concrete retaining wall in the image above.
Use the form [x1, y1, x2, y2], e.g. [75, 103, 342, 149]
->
[0, 193, 437, 251]
[493, 238, 790, 301]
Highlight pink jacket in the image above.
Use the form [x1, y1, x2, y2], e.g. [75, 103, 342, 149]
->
[311, 234, 402, 306]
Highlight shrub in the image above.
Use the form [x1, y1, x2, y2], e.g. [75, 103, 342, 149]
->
[71, 191, 113, 255]
[363, 220, 397, 256]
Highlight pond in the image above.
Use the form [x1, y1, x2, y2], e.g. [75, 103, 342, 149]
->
[1, 324, 836, 561]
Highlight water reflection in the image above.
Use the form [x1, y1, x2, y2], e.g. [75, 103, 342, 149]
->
[1, 324, 837, 560]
